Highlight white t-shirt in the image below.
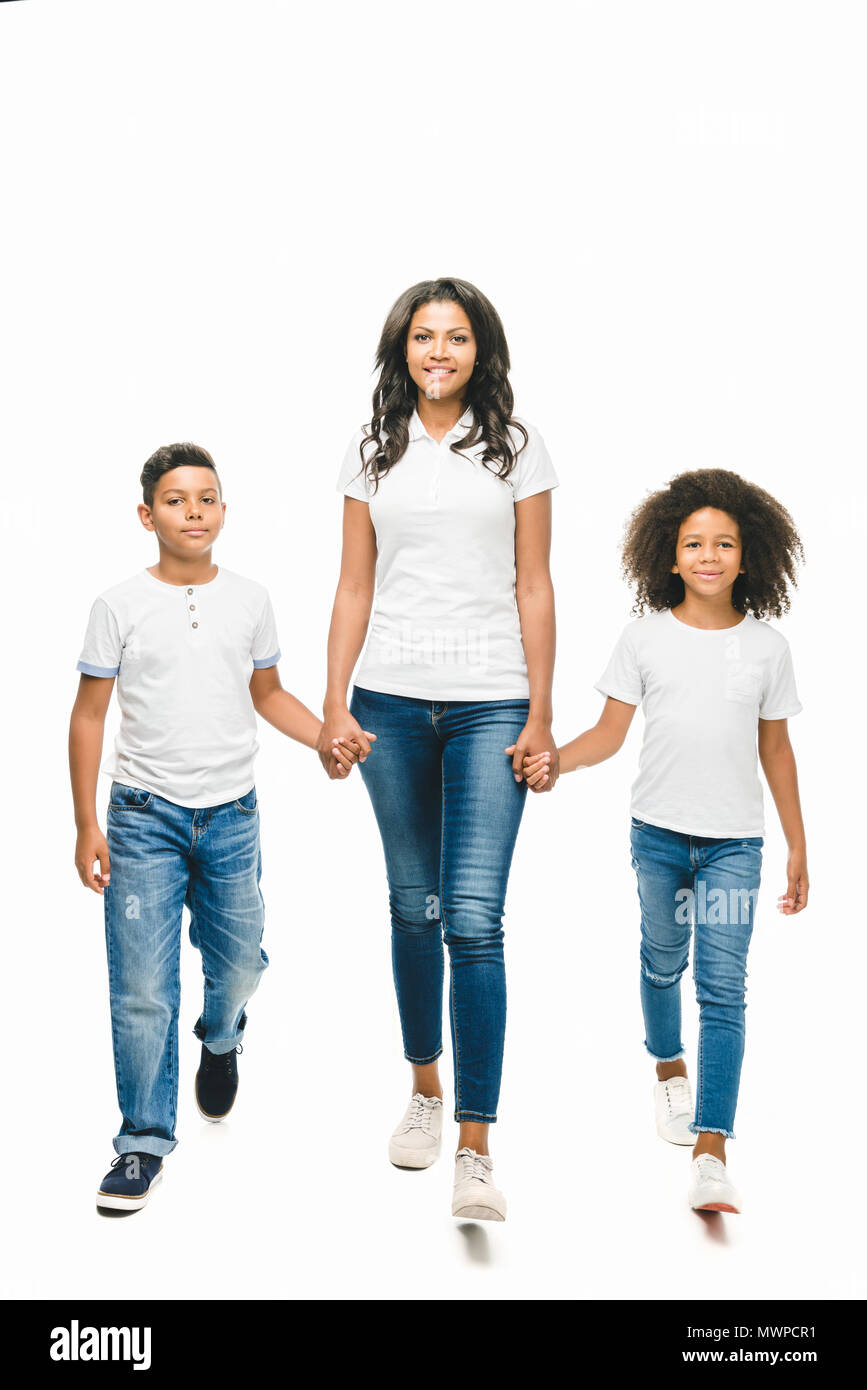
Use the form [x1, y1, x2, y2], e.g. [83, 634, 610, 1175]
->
[76, 566, 281, 808]
[594, 609, 802, 838]
[335, 406, 559, 699]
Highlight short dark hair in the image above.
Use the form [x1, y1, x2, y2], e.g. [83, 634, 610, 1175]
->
[140, 443, 221, 509]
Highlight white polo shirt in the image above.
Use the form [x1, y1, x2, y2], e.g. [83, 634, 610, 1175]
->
[76, 566, 281, 808]
[594, 609, 802, 838]
[336, 406, 559, 699]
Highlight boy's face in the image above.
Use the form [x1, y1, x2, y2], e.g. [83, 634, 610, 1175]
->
[671, 506, 745, 600]
[138, 466, 226, 555]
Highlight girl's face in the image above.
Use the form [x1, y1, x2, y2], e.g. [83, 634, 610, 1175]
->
[404, 300, 477, 403]
[671, 507, 745, 599]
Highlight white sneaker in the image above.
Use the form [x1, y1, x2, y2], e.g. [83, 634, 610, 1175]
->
[654, 1076, 695, 1145]
[388, 1092, 444, 1168]
[451, 1148, 507, 1222]
[688, 1154, 742, 1213]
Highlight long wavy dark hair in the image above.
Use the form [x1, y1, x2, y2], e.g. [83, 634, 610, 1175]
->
[621, 468, 804, 620]
[351, 278, 528, 493]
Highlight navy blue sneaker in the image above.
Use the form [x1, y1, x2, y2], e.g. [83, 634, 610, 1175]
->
[96, 1152, 164, 1211]
[195, 1043, 242, 1122]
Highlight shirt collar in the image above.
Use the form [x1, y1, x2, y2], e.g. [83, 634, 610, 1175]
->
[408, 404, 474, 443]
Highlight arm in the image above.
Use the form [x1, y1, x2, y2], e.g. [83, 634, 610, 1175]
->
[318, 497, 379, 778]
[69, 674, 114, 893]
[249, 666, 323, 749]
[522, 697, 637, 787]
[510, 491, 558, 785]
[758, 717, 809, 914]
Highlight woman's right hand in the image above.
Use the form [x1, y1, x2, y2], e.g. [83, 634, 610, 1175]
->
[316, 708, 377, 779]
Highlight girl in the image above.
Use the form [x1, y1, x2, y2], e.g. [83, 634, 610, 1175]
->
[319, 277, 559, 1221]
[518, 469, 807, 1213]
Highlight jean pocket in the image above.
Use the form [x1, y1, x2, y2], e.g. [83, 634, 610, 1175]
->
[108, 782, 154, 811]
[724, 660, 762, 705]
[233, 787, 258, 815]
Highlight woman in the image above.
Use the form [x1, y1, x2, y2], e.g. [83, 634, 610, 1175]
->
[318, 278, 559, 1221]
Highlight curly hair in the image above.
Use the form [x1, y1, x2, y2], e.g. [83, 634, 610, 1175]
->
[620, 468, 803, 620]
[352, 277, 528, 494]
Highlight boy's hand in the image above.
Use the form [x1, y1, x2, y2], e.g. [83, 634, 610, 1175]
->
[777, 849, 809, 915]
[517, 749, 553, 791]
[75, 827, 111, 894]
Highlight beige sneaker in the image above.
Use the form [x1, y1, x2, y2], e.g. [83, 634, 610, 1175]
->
[451, 1147, 506, 1222]
[388, 1092, 444, 1168]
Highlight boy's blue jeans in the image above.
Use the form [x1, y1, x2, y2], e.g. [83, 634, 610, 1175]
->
[629, 817, 763, 1138]
[103, 781, 269, 1157]
[349, 686, 530, 1124]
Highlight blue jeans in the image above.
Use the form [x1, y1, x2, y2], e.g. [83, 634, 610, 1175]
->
[103, 781, 269, 1156]
[629, 818, 763, 1138]
[349, 686, 530, 1123]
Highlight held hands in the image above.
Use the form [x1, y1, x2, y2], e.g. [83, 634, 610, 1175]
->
[777, 848, 809, 915]
[505, 722, 560, 793]
[316, 710, 377, 780]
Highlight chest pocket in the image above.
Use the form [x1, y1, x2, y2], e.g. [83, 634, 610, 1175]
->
[725, 659, 763, 705]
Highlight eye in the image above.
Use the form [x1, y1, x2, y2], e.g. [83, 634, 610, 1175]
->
[452, 335, 467, 343]
[414, 333, 430, 342]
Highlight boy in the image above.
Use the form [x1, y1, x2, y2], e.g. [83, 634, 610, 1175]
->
[69, 442, 358, 1211]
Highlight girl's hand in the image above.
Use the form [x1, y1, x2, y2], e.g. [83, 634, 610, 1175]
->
[777, 849, 809, 915]
[316, 711, 377, 780]
[505, 723, 559, 791]
[519, 750, 553, 790]
[75, 826, 111, 894]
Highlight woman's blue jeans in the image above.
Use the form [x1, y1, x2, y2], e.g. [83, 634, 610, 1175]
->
[629, 817, 763, 1138]
[349, 686, 530, 1124]
[103, 781, 269, 1156]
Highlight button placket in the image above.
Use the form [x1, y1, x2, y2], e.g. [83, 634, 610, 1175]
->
[187, 587, 199, 631]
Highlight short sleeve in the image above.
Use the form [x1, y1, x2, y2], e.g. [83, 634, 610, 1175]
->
[593, 627, 643, 706]
[252, 591, 281, 670]
[760, 642, 802, 719]
[336, 430, 371, 502]
[76, 597, 122, 678]
[509, 422, 559, 502]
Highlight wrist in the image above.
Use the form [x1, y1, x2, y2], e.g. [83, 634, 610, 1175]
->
[527, 709, 553, 728]
[323, 694, 349, 717]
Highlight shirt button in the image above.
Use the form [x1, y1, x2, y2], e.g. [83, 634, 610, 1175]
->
[189, 604, 196, 611]
[192, 621, 199, 629]
[187, 588, 194, 595]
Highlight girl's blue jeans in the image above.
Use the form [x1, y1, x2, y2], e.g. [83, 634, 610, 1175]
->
[349, 685, 530, 1124]
[629, 817, 763, 1138]
[103, 781, 269, 1156]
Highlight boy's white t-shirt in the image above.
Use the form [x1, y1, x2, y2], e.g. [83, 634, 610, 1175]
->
[594, 609, 802, 838]
[335, 406, 559, 699]
[76, 567, 281, 809]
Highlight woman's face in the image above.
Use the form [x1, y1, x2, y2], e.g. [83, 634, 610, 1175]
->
[405, 300, 477, 403]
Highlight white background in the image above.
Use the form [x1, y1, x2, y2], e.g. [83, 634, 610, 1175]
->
[1, 0, 864, 1300]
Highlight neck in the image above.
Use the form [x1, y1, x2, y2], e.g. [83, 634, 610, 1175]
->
[148, 549, 219, 587]
[415, 393, 466, 443]
[672, 589, 742, 629]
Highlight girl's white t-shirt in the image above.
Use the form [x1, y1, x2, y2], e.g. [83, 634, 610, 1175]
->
[335, 406, 559, 700]
[594, 609, 802, 838]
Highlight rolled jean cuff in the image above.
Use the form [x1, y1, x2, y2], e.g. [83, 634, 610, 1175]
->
[113, 1136, 177, 1158]
[689, 1123, 735, 1139]
[454, 1110, 497, 1124]
[644, 1042, 685, 1063]
[404, 1046, 443, 1065]
[193, 1014, 246, 1054]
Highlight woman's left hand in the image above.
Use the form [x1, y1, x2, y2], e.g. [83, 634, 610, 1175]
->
[505, 722, 560, 792]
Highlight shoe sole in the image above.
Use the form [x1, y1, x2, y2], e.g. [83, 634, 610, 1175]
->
[658, 1131, 695, 1146]
[195, 1078, 236, 1123]
[692, 1201, 740, 1214]
[452, 1202, 506, 1222]
[96, 1169, 163, 1211]
[388, 1143, 441, 1169]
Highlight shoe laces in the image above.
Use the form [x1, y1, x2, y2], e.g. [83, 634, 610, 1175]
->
[662, 1076, 691, 1119]
[694, 1154, 726, 1182]
[455, 1147, 493, 1184]
[401, 1093, 440, 1135]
